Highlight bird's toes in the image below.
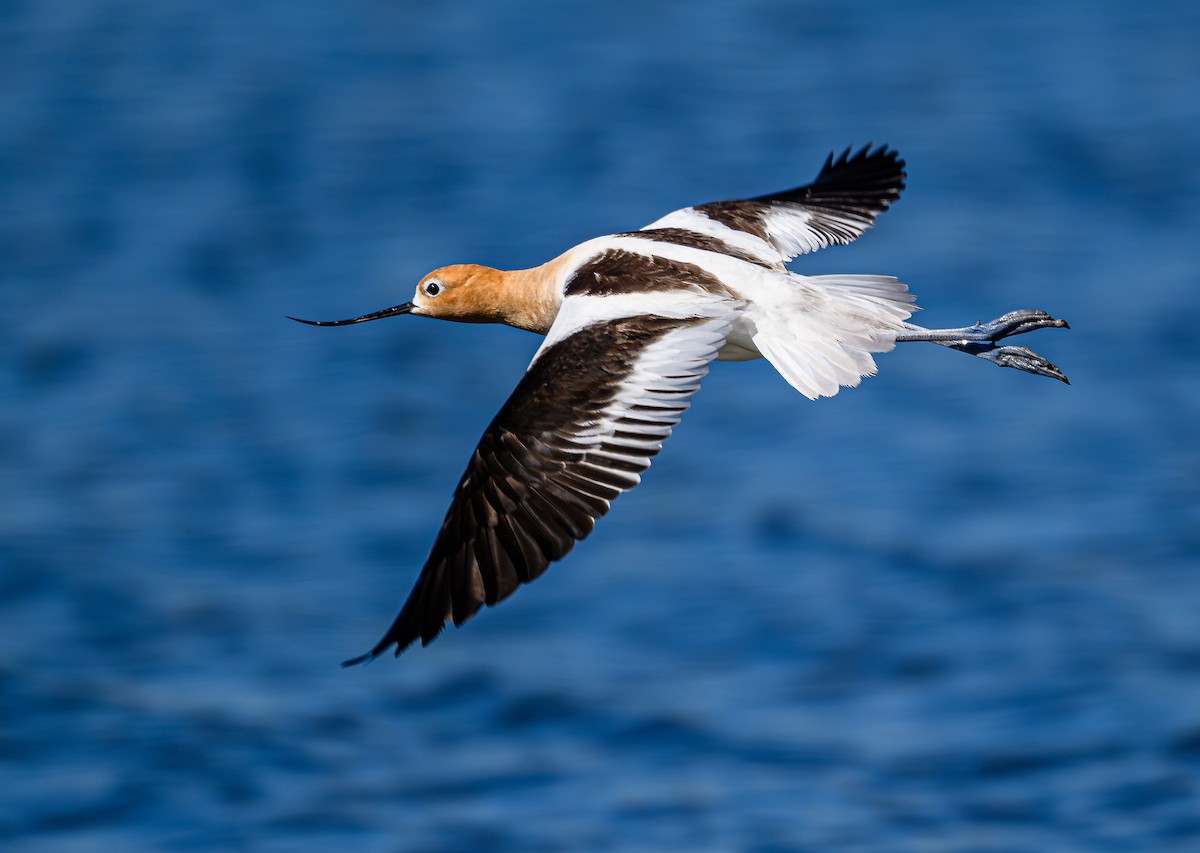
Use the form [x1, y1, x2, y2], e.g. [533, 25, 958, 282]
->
[981, 310, 1070, 341]
[976, 345, 1070, 383]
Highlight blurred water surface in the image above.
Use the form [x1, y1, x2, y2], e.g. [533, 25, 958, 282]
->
[3, 1, 1200, 850]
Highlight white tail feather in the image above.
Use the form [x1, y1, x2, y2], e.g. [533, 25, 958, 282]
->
[751, 274, 917, 400]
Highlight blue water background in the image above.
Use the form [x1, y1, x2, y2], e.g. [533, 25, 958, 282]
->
[3, 2, 1200, 849]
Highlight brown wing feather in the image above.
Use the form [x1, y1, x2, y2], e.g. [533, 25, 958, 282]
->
[344, 313, 726, 664]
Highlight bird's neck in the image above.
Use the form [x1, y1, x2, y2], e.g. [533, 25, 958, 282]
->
[490, 253, 573, 335]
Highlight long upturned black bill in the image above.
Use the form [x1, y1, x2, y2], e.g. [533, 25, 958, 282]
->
[288, 302, 414, 326]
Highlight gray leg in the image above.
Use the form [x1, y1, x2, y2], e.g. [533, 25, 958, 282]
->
[896, 309, 1070, 384]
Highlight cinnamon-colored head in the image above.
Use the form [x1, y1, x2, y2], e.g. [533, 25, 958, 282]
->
[290, 258, 563, 334]
[411, 265, 510, 324]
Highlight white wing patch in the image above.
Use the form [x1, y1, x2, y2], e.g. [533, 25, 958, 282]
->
[535, 287, 735, 360]
[572, 312, 734, 469]
[644, 204, 881, 268]
[747, 206, 867, 259]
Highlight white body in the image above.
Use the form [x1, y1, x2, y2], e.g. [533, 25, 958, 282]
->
[538, 230, 916, 401]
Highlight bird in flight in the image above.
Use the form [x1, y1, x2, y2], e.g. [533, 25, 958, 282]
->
[293, 144, 1069, 665]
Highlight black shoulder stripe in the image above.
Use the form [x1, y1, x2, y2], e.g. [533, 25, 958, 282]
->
[564, 249, 732, 297]
[690, 201, 772, 242]
[617, 228, 773, 267]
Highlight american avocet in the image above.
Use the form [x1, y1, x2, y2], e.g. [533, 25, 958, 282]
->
[294, 144, 1069, 665]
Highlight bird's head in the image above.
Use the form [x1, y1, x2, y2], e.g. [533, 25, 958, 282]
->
[290, 264, 519, 328]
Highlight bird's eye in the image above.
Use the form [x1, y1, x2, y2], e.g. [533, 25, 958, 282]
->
[423, 280, 442, 297]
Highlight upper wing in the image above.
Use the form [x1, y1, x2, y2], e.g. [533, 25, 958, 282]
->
[345, 294, 734, 664]
[641, 143, 905, 266]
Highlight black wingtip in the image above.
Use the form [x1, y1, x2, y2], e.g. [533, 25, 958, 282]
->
[340, 624, 431, 668]
[822, 142, 906, 185]
[340, 636, 399, 668]
[340, 654, 369, 669]
[340, 646, 390, 668]
[751, 142, 906, 214]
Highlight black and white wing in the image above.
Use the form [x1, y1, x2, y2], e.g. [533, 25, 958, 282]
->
[639, 143, 905, 267]
[344, 285, 735, 663]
